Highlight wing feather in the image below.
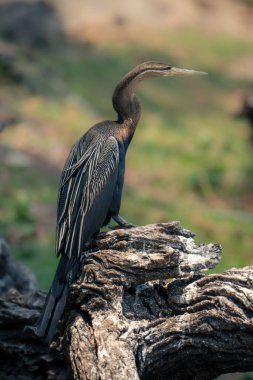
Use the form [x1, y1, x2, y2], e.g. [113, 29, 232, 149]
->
[56, 135, 119, 258]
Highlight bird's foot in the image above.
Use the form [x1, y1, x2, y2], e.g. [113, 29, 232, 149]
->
[112, 215, 137, 229]
[108, 224, 135, 230]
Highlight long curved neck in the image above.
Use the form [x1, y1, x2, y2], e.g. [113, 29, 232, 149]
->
[112, 70, 143, 127]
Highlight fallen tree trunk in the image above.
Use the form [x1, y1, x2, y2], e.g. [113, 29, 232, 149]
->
[1, 222, 253, 380]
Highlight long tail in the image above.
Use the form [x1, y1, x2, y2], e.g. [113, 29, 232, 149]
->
[35, 255, 79, 343]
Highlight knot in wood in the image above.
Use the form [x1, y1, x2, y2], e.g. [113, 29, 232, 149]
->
[84, 269, 95, 284]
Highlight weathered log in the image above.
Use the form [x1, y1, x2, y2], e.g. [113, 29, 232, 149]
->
[1, 222, 253, 380]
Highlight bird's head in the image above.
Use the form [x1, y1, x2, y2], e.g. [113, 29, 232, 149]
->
[112, 61, 207, 122]
[135, 61, 207, 79]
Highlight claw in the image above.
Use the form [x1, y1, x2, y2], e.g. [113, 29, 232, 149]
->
[112, 215, 137, 229]
[121, 222, 136, 229]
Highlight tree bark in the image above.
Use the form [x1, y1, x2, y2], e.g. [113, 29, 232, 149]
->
[1, 222, 253, 380]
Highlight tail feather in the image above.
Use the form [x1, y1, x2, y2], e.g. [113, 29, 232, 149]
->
[44, 283, 69, 343]
[35, 290, 57, 338]
[35, 255, 79, 343]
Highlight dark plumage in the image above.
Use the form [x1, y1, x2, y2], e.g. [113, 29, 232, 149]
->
[35, 61, 205, 343]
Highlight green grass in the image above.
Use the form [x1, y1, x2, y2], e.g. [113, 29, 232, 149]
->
[0, 157, 59, 288]
[1, 28, 253, 289]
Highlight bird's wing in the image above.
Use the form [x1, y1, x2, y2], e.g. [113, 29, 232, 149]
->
[56, 135, 119, 259]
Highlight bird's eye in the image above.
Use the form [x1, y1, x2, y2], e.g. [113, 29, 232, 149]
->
[161, 65, 171, 71]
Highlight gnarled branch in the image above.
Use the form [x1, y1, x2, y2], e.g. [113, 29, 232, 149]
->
[1, 222, 253, 380]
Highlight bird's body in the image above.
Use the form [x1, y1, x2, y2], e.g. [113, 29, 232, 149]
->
[35, 62, 205, 343]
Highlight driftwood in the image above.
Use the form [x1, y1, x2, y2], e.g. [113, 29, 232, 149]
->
[1, 222, 253, 380]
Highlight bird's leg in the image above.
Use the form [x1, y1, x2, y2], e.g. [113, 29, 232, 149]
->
[112, 214, 136, 229]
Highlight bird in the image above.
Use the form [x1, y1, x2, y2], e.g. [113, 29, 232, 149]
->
[35, 61, 206, 343]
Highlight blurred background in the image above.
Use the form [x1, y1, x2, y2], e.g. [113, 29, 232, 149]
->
[0, 0, 252, 292]
[0, 1, 253, 378]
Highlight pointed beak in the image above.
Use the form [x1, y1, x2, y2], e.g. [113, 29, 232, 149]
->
[170, 67, 207, 76]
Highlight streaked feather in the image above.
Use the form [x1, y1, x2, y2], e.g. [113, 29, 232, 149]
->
[56, 134, 119, 258]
